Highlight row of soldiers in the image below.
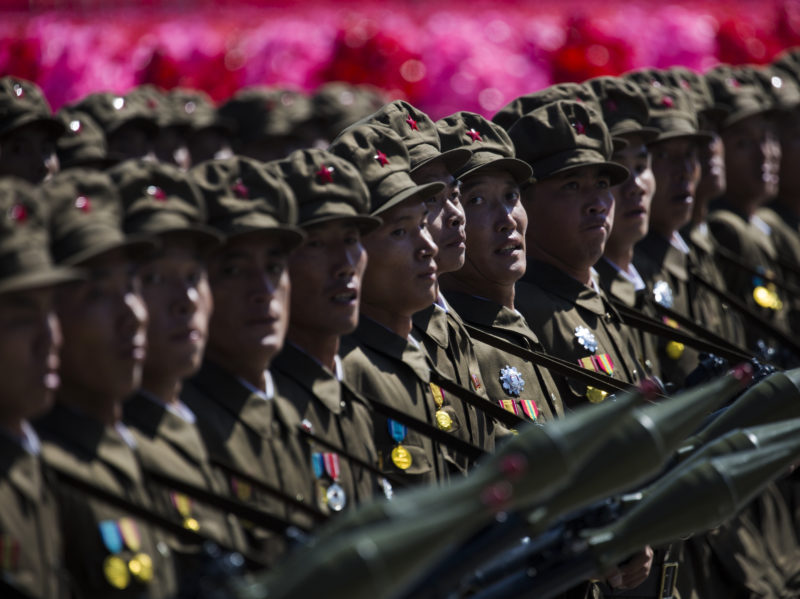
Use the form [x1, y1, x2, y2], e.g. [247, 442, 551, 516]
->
[3, 45, 800, 599]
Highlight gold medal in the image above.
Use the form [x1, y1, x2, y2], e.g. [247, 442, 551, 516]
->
[315, 479, 330, 512]
[103, 555, 130, 590]
[429, 382, 445, 408]
[391, 445, 413, 470]
[754, 285, 773, 308]
[435, 409, 453, 431]
[118, 517, 141, 552]
[128, 552, 154, 583]
[585, 386, 608, 404]
[666, 341, 685, 360]
[183, 517, 200, 532]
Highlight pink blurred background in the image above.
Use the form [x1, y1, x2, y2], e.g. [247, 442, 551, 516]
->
[2, 0, 800, 118]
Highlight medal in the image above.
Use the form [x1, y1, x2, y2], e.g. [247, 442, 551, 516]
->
[754, 285, 773, 308]
[653, 280, 674, 308]
[520, 399, 539, 422]
[326, 483, 347, 512]
[429, 382, 445, 407]
[99, 520, 123, 555]
[103, 555, 130, 589]
[128, 552, 153, 584]
[577, 354, 614, 376]
[170, 492, 199, 531]
[585, 386, 608, 403]
[666, 340, 685, 360]
[391, 445, 413, 470]
[311, 452, 348, 511]
[470, 373, 482, 390]
[574, 326, 598, 353]
[435, 409, 453, 431]
[380, 477, 394, 500]
[499, 365, 525, 397]
[231, 477, 252, 501]
[118, 517, 141, 552]
[500, 399, 520, 416]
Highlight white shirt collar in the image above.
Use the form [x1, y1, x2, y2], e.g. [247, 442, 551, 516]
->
[237, 371, 274, 401]
[115, 422, 138, 449]
[138, 389, 196, 424]
[670, 231, 690, 254]
[434, 293, 449, 313]
[19, 421, 41, 455]
[604, 258, 646, 291]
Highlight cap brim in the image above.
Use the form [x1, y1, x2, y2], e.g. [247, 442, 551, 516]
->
[648, 129, 714, 145]
[411, 148, 473, 176]
[458, 157, 533, 186]
[0, 114, 65, 139]
[372, 181, 445, 217]
[59, 156, 120, 171]
[612, 127, 662, 146]
[0, 267, 85, 295]
[546, 160, 630, 186]
[152, 225, 224, 253]
[61, 235, 159, 267]
[225, 225, 307, 251]
[300, 214, 382, 235]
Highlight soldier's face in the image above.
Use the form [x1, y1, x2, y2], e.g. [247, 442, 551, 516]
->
[138, 236, 213, 391]
[0, 122, 59, 184]
[696, 132, 726, 204]
[0, 287, 61, 428]
[523, 165, 614, 274]
[721, 114, 779, 205]
[649, 137, 699, 237]
[609, 136, 654, 248]
[457, 169, 527, 287]
[206, 233, 291, 368]
[361, 199, 438, 317]
[56, 249, 148, 401]
[411, 161, 466, 275]
[288, 220, 367, 339]
[777, 111, 800, 198]
[107, 122, 155, 162]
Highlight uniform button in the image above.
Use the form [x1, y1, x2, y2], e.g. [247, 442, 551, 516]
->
[340, 401, 346, 409]
[157, 541, 170, 557]
[296, 493, 304, 502]
[603, 313, 613, 323]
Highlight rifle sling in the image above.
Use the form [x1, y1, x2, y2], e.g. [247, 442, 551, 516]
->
[714, 241, 800, 290]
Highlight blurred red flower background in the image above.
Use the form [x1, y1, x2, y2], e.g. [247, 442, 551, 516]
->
[1, 0, 800, 119]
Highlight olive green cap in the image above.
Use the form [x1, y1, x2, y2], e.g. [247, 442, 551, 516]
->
[218, 87, 312, 143]
[0, 76, 63, 139]
[436, 111, 532, 185]
[772, 48, 800, 88]
[191, 155, 305, 247]
[312, 82, 387, 141]
[0, 178, 83, 294]
[71, 91, 158, 136]
[746, 65, 800, 111]
[125, 84, 175, 128]
[329, 124, 445, 216]
[109, 159, 222, 251]
[508, 100, 629, 185]
[584, 76, 660, 143]
[625, 72, 712, 144]
[55, 108, 117, 170]
[42, 169, 157, 267]
[168, 88, 234, 133]
[277, 148, 381, 232]
[491, 83, 600, 131]
[353, 100, 471, 174]
[705, 65, 774, 130]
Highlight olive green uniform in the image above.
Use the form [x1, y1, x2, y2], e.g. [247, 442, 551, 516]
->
[516, 260, 641, 409]
[757, 205, 800, 334]
[272, 342, 383, 510]
[340, 316, 451, 486]
[0, 428, 68, 598]
[443, 290, 564, 423]
[181, 360, 317, 565]
[35, 403, 178, 599]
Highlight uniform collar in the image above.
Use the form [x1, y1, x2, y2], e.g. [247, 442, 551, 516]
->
[346, 315, 432, 383]
[412, 303, 450, 349]
[273, 343, 343, 415]
[521, 259, 611, 317]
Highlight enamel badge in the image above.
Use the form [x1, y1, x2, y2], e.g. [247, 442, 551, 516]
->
[499, 365, 525, 397]
[574, 326, 598, 353]
[653, 280, 674, 308]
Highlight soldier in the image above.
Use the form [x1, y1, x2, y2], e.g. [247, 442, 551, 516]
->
[508, 100, 641, 406]
[55, 108, 118, 171]
[357, 100, 495, 470]
[126, 85, 192, 171]
[329, 123, 459, 486]
[435, 110, 564, 424]
[112, 159, 248, 575]
[35, 169, 179, 598]
[272, 148, 387, 512]
[182, 155, 317, 565]
[0, 76, 63, 184]
[168, 88, 234, 166]
[0, 178, 81, 598]
[311, 82, 386, 145]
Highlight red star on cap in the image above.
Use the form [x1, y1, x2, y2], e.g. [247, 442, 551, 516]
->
[317, 165, 334, 183]
[147, 98, 159, 110]
[75, 196, 91, 213]
[467, 128, 482, 142]
[406, 116, 419, 130]
[146, 185, 167, 201]
[232, 179, 249, 199]
[12, 84, 24, 98]
[374, 150, 389, 166]
[662, 95, 674, 108]
[572, 120, 586, 135]
[9, 203, 27, 223]
[727, 77, 741, 88]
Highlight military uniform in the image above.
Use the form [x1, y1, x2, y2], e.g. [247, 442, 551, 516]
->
[272, 343, 382, 509]
[444, 290, 564, 423]
[757, 204, 800, 334]
[36, 404, 178, 599]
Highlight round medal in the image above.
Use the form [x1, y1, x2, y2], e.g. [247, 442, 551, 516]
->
[585, 386, 608, 404]
[326, 483, 347, 512]
[128, 552, 154, 583]
[666, 341, 685, 360]
[183, 517, 200, 532]
[435, 409, 453, 431]
[104, 555, 130, 590]
[391, 445, 413, 470]
[754, 286, 773, 308]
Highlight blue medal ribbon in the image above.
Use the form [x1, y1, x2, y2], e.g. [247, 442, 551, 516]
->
[311, 452, 325, 479]
[387, 419, 407, 443]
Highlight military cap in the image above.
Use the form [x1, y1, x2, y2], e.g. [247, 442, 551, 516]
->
[508, 100, 629, 185]
[71, 91, 158, 136]
[109, 159, 221, 251]
[0, 177, 82, 293]
[329, 124, 445, 216]
[772, 48, 800, 85]
[746, 65, 800, 112]
[436, 111, 532, 185]
[168, 88, 234, 133]
[625, 73, 712, 144]
[125, 84, 173, 128]
[353, 100, 471, 174]
[312, 82, 387, 142]
[277, 148, 381, 232]
[491, 83, 599, 131]
[704, 65, 773, 129]
[0, 76, 63, 139]
[218, 87, 312, 143]
[42, 168, 157, 266]
[55, 108, 117, 170]
[584, 76, 659, 143]
[191, 155, 304, 246]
